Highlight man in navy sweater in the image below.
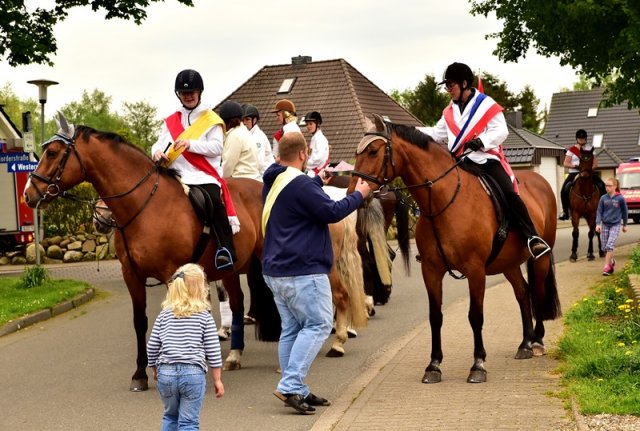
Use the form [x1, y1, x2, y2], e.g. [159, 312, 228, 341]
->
[261, 131, 371, 415]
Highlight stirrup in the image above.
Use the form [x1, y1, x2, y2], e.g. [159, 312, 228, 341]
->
[215, 247, 234, 270]
[528, 236, 551, 260]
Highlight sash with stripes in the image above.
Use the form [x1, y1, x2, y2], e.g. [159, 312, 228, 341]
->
[262, 167, 304, 235]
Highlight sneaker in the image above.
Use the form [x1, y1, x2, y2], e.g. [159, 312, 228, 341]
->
[530, 241, 551, 259]
[558, 213, 569, 221]
[602, 265, 613, 276]
[243, 314, 256, 325]
[218, 326, 231, 341]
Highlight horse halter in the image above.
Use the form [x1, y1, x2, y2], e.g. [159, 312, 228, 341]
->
[352, 123, 396, 192]
[29, 132, 88, 205]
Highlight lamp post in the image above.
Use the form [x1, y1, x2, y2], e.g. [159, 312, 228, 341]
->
[27, 79, 58, 266]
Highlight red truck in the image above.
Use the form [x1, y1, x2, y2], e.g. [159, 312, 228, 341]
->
[616, 158, 640, 224]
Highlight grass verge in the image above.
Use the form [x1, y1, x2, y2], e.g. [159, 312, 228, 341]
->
[0, 268, 92, 326]
[554, 251, 640, 416]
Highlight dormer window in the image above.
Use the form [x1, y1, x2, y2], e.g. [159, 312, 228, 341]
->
[592, 133, 603, 148]
[587, 107, 598, 117]
[278, 78, 296, 94]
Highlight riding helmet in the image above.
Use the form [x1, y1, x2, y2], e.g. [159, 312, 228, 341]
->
[575, 129, 588, 139]
[439, 62, 474, 89]
[175, 69, 204, 92]
[272, 99, 296, 114]
[219, 100, 245, 121]
[242, 104, 260, 120]
[305, 111, 323, 125]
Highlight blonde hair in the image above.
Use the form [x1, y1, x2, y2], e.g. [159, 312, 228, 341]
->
[607, 177, 620, 193]
[162, 263, 211, 318]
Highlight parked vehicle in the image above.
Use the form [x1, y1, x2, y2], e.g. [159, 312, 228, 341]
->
[616, 158, 640, 224]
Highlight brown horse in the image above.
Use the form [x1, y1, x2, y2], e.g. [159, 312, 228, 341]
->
[23, 117, 282, 391]
[348, 114, 561, 384]
[569, 148, 604, 262]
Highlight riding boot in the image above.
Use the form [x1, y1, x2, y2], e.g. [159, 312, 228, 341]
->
[594, 175, 606, 197]
[508, 194, 551, 259]
[202, 183, 237, 270]
[559, 181, 571, 220]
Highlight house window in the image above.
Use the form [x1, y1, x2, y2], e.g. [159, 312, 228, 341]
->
[277, 78, 296, 94]
[587, 107, 598, 117]
[592, 133, 603, 148]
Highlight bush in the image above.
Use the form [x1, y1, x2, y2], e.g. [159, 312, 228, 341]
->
[43, 182, 99, 236]
[17, 265, 50, 289]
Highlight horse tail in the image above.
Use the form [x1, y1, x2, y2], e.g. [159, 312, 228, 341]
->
[247, 255, 281, 341]
[338, 212, 369, 329]
[526, 252, 562, 321]
[358, 200, 392, 287]
[394, 192, 411, 274]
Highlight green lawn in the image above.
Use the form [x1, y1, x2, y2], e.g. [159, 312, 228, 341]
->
[0, 272, 92, 326]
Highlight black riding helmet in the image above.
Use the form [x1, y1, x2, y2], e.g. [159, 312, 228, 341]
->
[219, 100, 244, 122]
[576, 129, 588, 139]
[305, 111, 322, 125]
[439, 62, 474, 90]
[242, 104, 260, 120]
[175, 69, 204, 93]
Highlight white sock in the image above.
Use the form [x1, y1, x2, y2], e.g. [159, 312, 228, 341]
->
[219, 300, 232, 327]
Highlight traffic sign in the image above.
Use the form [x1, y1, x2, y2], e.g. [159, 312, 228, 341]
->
[23, 132, 35, 152]
[7, 161, 38, 172]
[0, 152, 30, 163]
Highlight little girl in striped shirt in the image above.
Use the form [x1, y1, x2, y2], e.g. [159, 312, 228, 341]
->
[147, 263, 224, 430]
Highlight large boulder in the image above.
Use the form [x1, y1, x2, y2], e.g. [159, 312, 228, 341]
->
[63, 250, 84, 263]
[25, 243, 46, 264]
[81, 239, 96, 253]
[48, 235, 63, 245]
[46, 245, 65, 260]
[67, 241, 83, 251]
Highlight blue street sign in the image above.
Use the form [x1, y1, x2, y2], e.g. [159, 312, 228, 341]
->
[0, 152, 30, 163]
[7, 161, 38, 173]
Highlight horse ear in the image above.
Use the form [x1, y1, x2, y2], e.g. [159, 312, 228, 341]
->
[364, 116, 375, 132]
[372, 114, 385, 132]
[56, 111, 75, 139]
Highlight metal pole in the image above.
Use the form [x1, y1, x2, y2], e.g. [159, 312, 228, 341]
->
[33, 102, 45, 265]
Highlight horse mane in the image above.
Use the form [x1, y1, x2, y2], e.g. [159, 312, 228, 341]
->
[390, 123, 435, 150]
[75, 125, 181, 179]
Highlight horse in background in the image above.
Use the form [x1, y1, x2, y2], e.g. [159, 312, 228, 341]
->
[569, 147, 605, 262]
[24, 115, 280, 391]
[349, 114, 561, 384]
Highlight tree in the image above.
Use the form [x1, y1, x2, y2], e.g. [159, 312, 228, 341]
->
[61, 89, 125, 133]
[470, 0, 640, 109]
[121, 100, 161, 154]
[390, 74, 449, 126]
[0, 83, 42, 138]
[1, 1, 193, 66]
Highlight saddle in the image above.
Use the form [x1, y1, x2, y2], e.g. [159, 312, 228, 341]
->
[187, 185, 233, 268]
[459, 163, 510, 267]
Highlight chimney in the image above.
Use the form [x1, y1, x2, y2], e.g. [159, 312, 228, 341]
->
[291, 55, 312, 66]
[505, 111, 523, 129]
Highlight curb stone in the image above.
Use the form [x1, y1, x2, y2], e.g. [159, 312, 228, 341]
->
[0, 288, 95, 337]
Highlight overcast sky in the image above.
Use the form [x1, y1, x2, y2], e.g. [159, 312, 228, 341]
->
[1, 0, 578, 123]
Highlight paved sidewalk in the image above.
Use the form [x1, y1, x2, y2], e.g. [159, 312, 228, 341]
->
[312, 244, 636, 431]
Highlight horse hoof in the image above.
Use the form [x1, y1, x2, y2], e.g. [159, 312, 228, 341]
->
[422, 370, 441, 384]
[588, 255, 595, 261]
[223, 361, 241, 371]
[515, 348, 533, 360]
[368, 307, 376, 317]
[347, 328, 358, 338]
[467, 369, 487, 383]
[532, 342, 545, 357]
[129, 379, 149, 392]
[326, 347, 345, 358]
[570, 256, 577, 262]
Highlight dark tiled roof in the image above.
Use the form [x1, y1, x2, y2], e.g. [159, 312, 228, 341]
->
[543, 88, 640, 168]
[217, 58, 423, 164]
[503, 122, 565, 165]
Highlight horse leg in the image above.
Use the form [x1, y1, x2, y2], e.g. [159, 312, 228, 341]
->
[587, 228, 596, 261]
[422, 271, 445, 384]
[327, 271, 349, 358]
[527, 252, 561, 356]
[466, 273, 488, 383]
[570, 226, 579, 262]
[597, 230, 605, 257]
[503, 268, 534, 359]
[222, 274, 244, 371]
[123, 269, 149, 391]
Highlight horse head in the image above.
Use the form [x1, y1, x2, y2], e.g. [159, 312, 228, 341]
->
[578, 147, 595, 178]
[23, 111, 86, 209]
[349, 114, 394, 193]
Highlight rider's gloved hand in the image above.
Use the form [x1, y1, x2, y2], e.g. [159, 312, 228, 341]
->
[465, 138, 484, 152]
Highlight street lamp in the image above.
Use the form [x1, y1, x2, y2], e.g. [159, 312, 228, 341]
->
[27, 79, 58, 266]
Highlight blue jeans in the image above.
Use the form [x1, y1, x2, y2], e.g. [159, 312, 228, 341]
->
[263, 274, 333, 397]
[157, 363, 206, 431]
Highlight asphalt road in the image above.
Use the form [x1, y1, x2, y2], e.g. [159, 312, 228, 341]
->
[1, 223, 638, 431]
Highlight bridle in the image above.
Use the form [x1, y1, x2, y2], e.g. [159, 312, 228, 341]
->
[352, 121, 468, 279]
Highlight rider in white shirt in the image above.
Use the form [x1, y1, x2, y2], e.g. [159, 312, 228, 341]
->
[242, 104, 274, 178]
[271, 99, 301, 159]
[304, 111, 330, 177]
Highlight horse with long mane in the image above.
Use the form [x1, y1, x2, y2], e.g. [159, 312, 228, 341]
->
[568, 147, 604, 262]
[348, 114, 561, 384]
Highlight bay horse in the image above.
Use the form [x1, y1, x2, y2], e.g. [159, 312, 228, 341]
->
[92, 196, 368, 359]
[569, 148, 604, 262]
[348, 114, 561, 384]
[23, 116, 282, 391]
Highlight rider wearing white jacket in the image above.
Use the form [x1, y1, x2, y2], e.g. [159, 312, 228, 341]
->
[242, 104, 274, 178]
[304, 111, 330, 177]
